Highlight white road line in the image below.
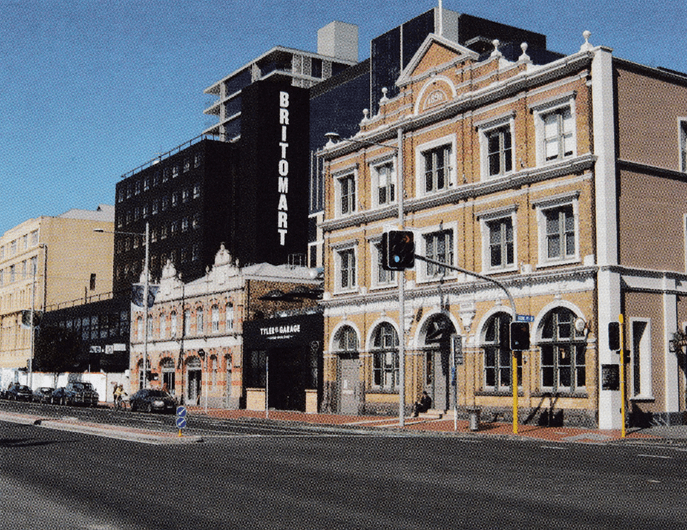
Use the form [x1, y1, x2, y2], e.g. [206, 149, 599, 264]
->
[637, 454, 672, 459]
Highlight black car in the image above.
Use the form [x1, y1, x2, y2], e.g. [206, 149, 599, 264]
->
[51, 382, 99, 406]
[5, 384, 33, 401]
[129, 389, 177, 413]
[32, 387, 55, 403]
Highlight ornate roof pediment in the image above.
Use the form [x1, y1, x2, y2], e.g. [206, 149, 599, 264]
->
[396, 33, 479, 87]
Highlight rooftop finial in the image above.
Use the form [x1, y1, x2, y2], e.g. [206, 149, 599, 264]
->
[580, 30, 593, 52]
[519, 42, 531, 63]
[490, 39, 502, 58]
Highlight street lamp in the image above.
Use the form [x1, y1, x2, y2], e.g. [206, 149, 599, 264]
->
[95, 221, 150, 389]
[324, 130, 408, 426]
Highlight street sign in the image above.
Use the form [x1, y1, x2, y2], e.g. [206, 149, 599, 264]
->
[516, 314, 535, 322]
[451, 335, 464, 365]
[176, 405, 187, 418]
[175, 416, 187, 429]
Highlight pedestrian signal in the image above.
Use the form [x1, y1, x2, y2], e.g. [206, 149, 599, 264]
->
[608, 322, 620, 351]
[509, 322, 530, 351]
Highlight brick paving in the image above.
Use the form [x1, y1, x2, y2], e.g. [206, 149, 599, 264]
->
[186, 407, 663, 444]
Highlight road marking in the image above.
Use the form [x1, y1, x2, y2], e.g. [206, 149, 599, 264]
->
[541, 445, 567, 450]
[637, 454, 672, 459]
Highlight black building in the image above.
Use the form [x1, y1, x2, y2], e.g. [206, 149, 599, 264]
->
[38, 297, 131, 374]
[114, 138, 238, 294]
[114, 78, 311, 293]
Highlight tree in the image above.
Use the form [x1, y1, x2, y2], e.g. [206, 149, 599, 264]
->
[34, 325, 81, 376]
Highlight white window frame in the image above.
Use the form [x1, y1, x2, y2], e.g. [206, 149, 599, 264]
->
[629, 318, 653, 400]
[531, 94, 577, 166]
[477, 113, 515, 180]
[335, 169, 358, 217]
[333, 244, 358, 293]
[370, 237, 396, 290]
[533, 192, 580, 268]
[370, 157, 397, 209]
[416, 223, 457, 283]
[414, 134, 457, 197]
[679, 119, 687, 173]
[477, 206, 518, 274]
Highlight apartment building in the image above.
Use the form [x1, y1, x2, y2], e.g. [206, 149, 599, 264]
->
[0, 205, 114, 372]
[320, 31, 687, 428]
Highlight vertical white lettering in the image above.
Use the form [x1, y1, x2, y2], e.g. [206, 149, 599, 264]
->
[278, 91, 290, 246]
[278, 212, 288, 228]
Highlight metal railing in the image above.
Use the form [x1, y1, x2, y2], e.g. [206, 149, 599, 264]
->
[119, 133, 223, 180]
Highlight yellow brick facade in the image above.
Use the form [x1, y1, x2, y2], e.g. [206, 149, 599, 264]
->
[320, 35, 615, 426]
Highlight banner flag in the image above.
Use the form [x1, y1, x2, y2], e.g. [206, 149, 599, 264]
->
[131, 284, 159, 310]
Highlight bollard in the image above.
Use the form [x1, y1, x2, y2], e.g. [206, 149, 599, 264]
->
[467, 408, 481, 431]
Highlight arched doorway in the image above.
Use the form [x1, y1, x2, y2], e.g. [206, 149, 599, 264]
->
[333, 325, 360, 414]
[187, 356, 202, 405]
[421, 314, 456, 411]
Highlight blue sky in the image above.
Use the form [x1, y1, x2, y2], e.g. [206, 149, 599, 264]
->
[1, 0, 684, 236]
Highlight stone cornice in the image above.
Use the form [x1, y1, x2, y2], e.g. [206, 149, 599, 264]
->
[320, 154, 596, 232]
[321, 265, 598, 310]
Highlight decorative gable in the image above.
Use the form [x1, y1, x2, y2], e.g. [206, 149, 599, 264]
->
[396, 33, 479, 88]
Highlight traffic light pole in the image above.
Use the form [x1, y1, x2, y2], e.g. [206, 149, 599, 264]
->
[396, 128, 406, 427]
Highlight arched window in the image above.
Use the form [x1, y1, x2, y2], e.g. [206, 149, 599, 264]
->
[136, 316, 144, 341]
[211, 305, 220, 333]
[539, 307, 586, 392]
[184, 309, 191, 336]
[159, 313, 167, 339]
[371, 322, 399, 391]
[170, 311, 178, 338]
[196, 308, 204, 335]
[482, 312, 520, 391]
[226, 302, 234, 331]
[334, 326, 358, 354]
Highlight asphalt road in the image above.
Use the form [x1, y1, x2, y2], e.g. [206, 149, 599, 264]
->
[2, 412, 687, 529]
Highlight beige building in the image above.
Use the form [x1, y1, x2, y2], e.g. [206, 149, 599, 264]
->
[320, 32, 687, 428]
[0, 205, 114, 370]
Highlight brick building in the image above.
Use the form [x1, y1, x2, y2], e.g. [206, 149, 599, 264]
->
[320, 31, 687, 428]
[130, 244, 322, 410]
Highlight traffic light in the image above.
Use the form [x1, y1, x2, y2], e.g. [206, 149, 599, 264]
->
[608, 322, 620, 351]
[381, 230, 415, 271]
[510, 322, 530, 351]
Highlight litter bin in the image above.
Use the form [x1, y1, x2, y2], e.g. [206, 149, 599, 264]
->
[467, 408, 481, 431]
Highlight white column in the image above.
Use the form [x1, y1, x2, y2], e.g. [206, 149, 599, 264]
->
[663, 276, 679, 420]
[592, 47, 622, 429]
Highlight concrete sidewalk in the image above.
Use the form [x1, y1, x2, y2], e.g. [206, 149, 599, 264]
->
[185, 406, 687, 445]
[3, 405, 686, 445]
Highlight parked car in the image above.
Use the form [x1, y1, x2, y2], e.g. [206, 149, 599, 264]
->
[32, 387, 55, 403]
[5, 383, 33, 401]
[129, 389, 177, 413]
[51, 382, 99, 406]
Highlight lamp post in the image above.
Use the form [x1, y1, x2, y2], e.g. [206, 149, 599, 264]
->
[95, 221, 150, 389]
[325, 130, 407, 426]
